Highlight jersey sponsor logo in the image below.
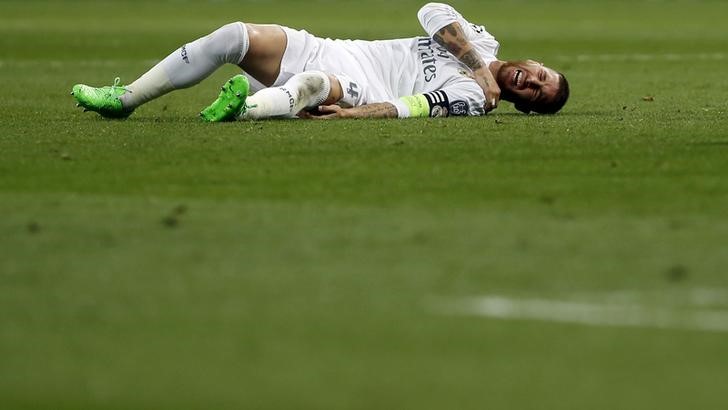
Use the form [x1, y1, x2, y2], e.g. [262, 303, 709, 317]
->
[449, 100, 469, 116]
[424, 90, 450, 117]
[417, 37, 450, 83]
[181, 45, 190, 64]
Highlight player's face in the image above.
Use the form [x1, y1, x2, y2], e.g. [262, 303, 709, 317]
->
[497, 60, 561, 112]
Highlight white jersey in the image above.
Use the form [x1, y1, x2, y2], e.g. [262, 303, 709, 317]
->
[247, 3, 500, 117]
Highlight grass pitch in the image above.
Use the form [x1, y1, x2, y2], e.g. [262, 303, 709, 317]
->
[2, 1, 728, 409]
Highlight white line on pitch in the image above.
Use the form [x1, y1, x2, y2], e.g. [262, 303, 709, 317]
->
[433, 295, 728, 333]
[0, 59, 160, 68]
[1, 53, 725, 68]
[567, 287, 728, 307]
[555, 52, 726, 62]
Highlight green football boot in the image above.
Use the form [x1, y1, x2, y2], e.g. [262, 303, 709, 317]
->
[71, 77, 133, 119]
[200, 74, 250, 122]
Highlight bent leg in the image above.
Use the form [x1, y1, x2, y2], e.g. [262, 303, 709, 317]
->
[242, 71, 342, 119]
[120, 22, 251, 110]
[239, 24, 288, 87]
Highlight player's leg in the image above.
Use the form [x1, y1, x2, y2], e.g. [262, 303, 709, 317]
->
[243, 71, 342, 119]
[121, 22, 249, 108]
[238, 24, 288, 88]
[125, 23, 287, 108]
[72, 22, 287, 118]
[200, 71, 343, 122]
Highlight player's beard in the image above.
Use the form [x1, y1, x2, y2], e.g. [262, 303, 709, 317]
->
[495, 62, 518, 103]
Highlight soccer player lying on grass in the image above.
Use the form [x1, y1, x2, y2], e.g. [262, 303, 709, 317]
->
[71, 2, 569, 121]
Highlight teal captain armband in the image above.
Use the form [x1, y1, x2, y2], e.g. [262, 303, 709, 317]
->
[399, 90, 451, 118]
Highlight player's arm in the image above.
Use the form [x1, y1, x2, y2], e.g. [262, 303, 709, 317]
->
[418, 3, 500, 112]
[432, 22, 499, 112]
[301, 103, 399, 119]
[304, 88, 478, 120]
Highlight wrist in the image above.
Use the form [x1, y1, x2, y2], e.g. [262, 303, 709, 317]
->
[473, 67, 495, 80]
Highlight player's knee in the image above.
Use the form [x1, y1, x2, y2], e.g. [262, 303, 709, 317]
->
[294, 71, 328, 93]
[203, 22, 249, 65]
[288, 71, 332, 108]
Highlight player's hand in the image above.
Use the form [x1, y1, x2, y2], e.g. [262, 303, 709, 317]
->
[473, 68, 500, 113]
[298, 105, 346, 120]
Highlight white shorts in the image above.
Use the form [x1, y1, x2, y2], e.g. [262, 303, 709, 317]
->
[244, 27, 365, 108]
[247, 26, 394, 108]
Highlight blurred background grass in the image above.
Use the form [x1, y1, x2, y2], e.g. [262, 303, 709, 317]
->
[2, 1, 728, 409]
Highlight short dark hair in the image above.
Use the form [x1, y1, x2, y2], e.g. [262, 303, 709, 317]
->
[515, 73, 570, 115]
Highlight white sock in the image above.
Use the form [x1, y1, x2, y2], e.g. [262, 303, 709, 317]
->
[242, 71, 331, 119]
[120, 22, 249, 110]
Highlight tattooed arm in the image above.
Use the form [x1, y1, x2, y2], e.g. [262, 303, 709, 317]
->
[432, 22, 500, 112]
[300, 103, 399, 120]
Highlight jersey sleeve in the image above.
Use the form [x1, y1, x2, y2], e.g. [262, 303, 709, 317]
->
[391, 79, 486, 118]
[417, 2, 486, 42]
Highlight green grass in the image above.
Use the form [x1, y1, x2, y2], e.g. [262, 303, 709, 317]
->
[2, 1, 728, 409]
